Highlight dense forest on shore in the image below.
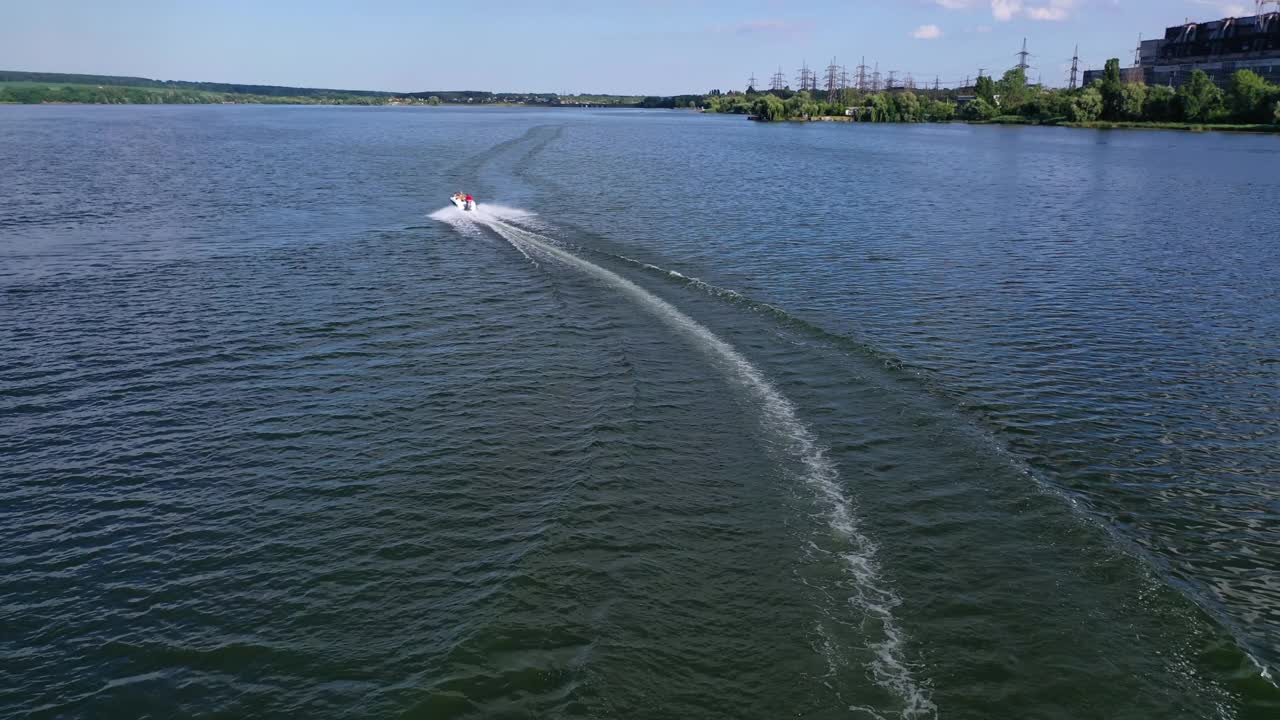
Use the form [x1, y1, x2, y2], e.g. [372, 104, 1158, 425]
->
[685, 60, 1280, 130]
[0, 70, 589, 106]
[0, 83, 396, 105]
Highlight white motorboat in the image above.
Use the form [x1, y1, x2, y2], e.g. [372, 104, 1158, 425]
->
[450, 196, 476, 212]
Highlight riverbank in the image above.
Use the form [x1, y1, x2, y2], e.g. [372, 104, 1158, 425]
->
[979, 114, 1280, 133]
[744, 112, 1280, 134]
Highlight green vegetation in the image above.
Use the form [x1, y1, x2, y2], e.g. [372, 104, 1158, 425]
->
[707, 62, 1279, 133]
[989, 63, 1278, 129]
[697, 87, 958, 124]
[0, 70, 573, 106]
[0, 82, 394, 105]
[6, 66, 1279, 132]
[561, 94, 645, 106]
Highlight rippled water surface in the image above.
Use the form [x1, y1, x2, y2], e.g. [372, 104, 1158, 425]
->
[2, 106, 1278, 719]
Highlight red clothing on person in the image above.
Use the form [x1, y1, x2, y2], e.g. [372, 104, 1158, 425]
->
[465, 195, 473, 202]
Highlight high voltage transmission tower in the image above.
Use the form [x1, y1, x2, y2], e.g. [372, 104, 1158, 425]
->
[855, 56, 870, 91]
[1069, 45, 1079, 89]
[770, 66, 786, 91]
[824, 57, 840, 102]
[748, 73, 759, 91]
[886, 70, 897, 90]
[796, 61, 816, 92]
[934, 75, 941, 91]
[871, 63, 882, 91]
[1015, 38, 1031, 76]
[839, 66, 852, 92]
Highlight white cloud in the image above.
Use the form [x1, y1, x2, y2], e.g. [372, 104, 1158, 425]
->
[991, 0, 1077, 22]
[912, 24, 945, 39]
[1026, 6, 1068, 20]
[935, 0, 975, 8]
[991, 0, 1023, 21]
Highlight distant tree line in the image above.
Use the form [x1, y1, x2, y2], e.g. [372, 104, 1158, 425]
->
[957, 61, 1280, 126]
[0, 84, 393, 105]
[691, 87, 957, 123]
[665, 61, 1280, 128]
[0, 71, 626, 107]
[0, 70, 391, 98]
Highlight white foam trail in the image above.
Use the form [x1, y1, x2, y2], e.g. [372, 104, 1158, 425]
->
[472, 215, 935, 717]
[427, 203, 537, 240]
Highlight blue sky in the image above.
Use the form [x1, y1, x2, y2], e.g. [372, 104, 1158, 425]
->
[0, 1, 1261, 93]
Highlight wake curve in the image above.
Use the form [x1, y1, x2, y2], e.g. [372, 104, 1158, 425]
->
[449, 211, 935, 718]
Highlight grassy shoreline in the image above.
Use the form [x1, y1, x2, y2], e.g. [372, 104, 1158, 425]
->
[977, 114, 1280, 133]
[750, 112, 1280, 134]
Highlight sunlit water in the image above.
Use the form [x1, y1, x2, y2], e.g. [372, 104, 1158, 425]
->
[2, 105, 1277, 719]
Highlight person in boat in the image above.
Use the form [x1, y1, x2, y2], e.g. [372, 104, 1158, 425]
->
[464, 193, 475, 210]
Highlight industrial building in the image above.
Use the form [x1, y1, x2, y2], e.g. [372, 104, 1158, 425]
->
[1083, 9, 1280, 88]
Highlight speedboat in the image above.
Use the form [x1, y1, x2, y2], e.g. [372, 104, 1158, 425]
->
[450, 196, 476, 212]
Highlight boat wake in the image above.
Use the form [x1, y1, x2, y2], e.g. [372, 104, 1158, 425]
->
[434, 209, 936, 718]
[427, 203, 538, 240]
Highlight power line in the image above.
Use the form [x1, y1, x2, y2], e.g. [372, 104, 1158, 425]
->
[1069, 45, 1079, 90]
[1015, 38, 1031, 75]
[796, 60, 815, 92]
[824, 57, 840, 102]
[769, 66, 786, 91]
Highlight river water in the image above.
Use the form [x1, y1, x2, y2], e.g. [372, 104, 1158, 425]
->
[1, 105, 1277, 719]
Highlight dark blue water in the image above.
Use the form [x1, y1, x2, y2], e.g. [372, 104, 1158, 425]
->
[2, 105, 1277, 719]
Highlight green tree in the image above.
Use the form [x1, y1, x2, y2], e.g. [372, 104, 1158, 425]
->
[1227, 69, 1271, 122]
[1098, 58, 1125, 120]
[926, 99, 956, 121]
[961, 97, 998, 121]
[975, 75, 996, 105]
[1177, 70, 1224, 122]
[7, 85, 49, 103]
[1274, 100, 1280, 124]
[869, 93, 893, 121]
[1144, 85, 1178, 121]
[997, 68, 1029, 110]
[1069, 87, 1103, 122]
[752, 94, 786, 121]
[1018, 89, 1051, 119]
[426, 96, 442, 105]
[783, 90, 811, 118]
[1039, 89, 1075, 118]
[894, 91, 922, 122]
[1118, 83, 1147, 120]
